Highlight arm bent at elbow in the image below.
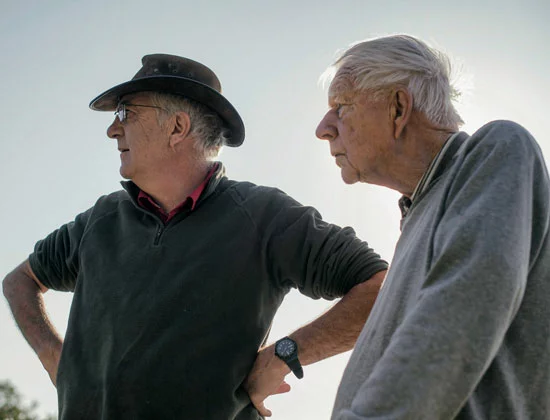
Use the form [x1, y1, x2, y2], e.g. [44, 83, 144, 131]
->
[3, 260, 63, 387]
[244, 269, 386, 416]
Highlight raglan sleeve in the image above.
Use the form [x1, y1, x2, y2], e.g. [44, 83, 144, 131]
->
[255, 187, 388, 300]
[28, 207, 94, 292]
[338, 121, 550, 419]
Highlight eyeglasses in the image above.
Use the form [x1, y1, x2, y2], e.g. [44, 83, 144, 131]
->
[114, 103, 165, 123]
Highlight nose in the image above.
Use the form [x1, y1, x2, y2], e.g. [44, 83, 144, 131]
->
[107, 117, 123, 139]
[315, 111, 337, 142]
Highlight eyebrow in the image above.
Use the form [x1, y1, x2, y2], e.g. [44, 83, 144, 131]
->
[329, 95, 354, 108]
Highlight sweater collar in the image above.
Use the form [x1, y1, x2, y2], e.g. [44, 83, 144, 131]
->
[121, 162, 226, 209]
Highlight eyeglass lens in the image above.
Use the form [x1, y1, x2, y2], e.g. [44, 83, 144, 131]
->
[115, 104, 126, 122]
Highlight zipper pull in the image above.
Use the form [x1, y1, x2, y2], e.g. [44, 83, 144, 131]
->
[154, 226, 163, 245]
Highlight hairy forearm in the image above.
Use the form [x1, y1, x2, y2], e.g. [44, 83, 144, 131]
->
[291, 270, 386, 366]
[3, 262, 63, 374]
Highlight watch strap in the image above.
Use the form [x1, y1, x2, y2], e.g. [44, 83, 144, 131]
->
[286, 356, 304, 379]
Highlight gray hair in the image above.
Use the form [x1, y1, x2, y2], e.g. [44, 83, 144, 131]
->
[149, 92, 229, 159]
[323, 34, 463, 128]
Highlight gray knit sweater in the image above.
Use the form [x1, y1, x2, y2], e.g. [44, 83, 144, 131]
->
[332, 121, 550, 419]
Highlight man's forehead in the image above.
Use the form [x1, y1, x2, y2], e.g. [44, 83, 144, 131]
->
[328, 70, 356, 102]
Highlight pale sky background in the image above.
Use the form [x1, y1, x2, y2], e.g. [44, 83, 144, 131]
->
[0, 0, 548, 418]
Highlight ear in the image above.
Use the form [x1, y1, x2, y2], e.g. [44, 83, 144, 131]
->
[390, 88, 413, 139]
[167, 111, 192, 148]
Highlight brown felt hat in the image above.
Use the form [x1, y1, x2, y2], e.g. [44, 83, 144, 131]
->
[89, 54, 245, 147]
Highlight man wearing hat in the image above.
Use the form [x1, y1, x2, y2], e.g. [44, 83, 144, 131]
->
[3, 54, 388, 419]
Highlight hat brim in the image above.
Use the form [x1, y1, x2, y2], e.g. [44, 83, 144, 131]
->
[89, 76, 245, 147]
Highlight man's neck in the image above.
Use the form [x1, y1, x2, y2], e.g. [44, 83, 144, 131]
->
[387, 118, 457, 197]
[135, 159, 214, 213]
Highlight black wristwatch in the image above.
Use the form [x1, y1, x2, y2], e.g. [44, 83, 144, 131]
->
[274, 337, 303, 379]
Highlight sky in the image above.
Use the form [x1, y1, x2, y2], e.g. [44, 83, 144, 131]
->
[0, 0, 548, 418]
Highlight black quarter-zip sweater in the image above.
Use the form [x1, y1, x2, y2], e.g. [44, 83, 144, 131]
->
[29, 164, 388, 420]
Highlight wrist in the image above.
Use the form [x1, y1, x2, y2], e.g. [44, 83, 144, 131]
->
[274, 337, 304, 379]
[271, 349, 291, 375]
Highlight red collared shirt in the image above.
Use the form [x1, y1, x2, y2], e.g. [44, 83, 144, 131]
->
[137, 164, 218, 223]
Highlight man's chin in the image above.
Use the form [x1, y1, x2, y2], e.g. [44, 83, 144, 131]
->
[341, 169, 360, 185]
[119, 168, 132, 180]
[342, 178, 359, 185]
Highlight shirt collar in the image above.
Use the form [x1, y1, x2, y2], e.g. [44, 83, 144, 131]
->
[136, 162, 219, 222]
[410, 132, 461, 202]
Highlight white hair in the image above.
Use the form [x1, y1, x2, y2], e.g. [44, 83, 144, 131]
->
[149, 92, 229, 159]
[322, 34, 463, 128]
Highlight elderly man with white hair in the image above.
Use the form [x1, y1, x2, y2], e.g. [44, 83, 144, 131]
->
[316, 34, 550, 419]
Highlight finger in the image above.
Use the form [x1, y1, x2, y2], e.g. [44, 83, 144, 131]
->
[273, 381, 291, 395]
[255, 400, 272, 417]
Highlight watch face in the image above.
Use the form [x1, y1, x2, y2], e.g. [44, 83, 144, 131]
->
[276, 339, 296, 358]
